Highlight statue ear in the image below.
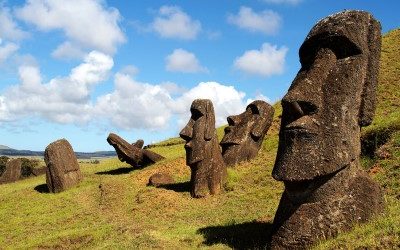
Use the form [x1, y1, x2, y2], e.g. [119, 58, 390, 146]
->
[204, 101, 215, 141]
[358, 18, 381, 127]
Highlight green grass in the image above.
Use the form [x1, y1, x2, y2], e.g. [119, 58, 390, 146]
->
[0, 29, 399, 249]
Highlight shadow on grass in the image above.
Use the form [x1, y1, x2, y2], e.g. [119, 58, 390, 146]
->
[198, 221, 273, 249]
[158, 181, 191, 193]
[34, 183, 49, 193]
[95, 167, 135, 175]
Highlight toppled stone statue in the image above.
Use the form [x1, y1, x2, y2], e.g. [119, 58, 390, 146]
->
[180, 99, 227, 198]
[0, 158, 22, 184]
[45, 139, 83, 193]
[270, 11, 384, 248]
[220, 100, 274, 166]
[107, 133, 164, 168]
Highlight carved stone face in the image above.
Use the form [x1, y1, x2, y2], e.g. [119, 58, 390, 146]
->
[180, 99, 215, 165]
[220, 100, 274, 166]
[272, 10, 381, 184]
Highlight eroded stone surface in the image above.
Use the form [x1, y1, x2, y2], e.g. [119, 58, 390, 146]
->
[180, 99, 227, 198]
[220, 100, 274, 166]
[45, 139, 83, 193]
[148, 172, 174, 187]
[107, 133, 164, 167]
[0, 158, 22, 184]
[270, 10, 384, 249]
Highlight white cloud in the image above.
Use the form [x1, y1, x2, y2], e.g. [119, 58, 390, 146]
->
[263, 0, 302, 5]
[0, 51, 113, 124]
[51, 41, 85, 60]
[0, 41, 19, 63]
[151, 5, 201, 40]
[173, 82, 248, 127]
[15, 0, 125, 56]
[234, 43, 288, 76]
[94, 73, 174, 130]
[227, 6, 281, 35]
[0, 5, 28, 41]
[165, 49, 207, 73]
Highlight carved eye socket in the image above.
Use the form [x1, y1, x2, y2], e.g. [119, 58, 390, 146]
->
[300, 35, 362, 67]
[190, 108, 203, 120]
[249, 104, 260, 115]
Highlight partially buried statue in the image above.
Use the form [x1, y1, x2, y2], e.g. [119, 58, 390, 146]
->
[45, 139, 83, 193]
[220, 100, 274, 166]
[107, 133, 164, 168]
[270, 10, 384, 248]
[180, 99, 227, 198]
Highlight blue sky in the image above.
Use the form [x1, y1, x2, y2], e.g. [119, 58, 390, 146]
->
[0, 0, 398, 152]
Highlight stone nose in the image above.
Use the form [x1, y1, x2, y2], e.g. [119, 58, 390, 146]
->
[179, 120, 194, 141]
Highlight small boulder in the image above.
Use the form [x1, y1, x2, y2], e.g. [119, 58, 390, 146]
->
[148, 173, 174, 187]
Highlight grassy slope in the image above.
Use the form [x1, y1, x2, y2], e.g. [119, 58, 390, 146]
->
[0, 30, 398, 249]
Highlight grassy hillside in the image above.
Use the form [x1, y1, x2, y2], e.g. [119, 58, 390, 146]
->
[0, 30, 399, 249]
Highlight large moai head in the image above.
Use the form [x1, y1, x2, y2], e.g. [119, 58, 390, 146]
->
[220, 100, 274, 166]
[270, 11, 383, 248]
[179, 99, 227, 197]
[273, 10, 381, 184]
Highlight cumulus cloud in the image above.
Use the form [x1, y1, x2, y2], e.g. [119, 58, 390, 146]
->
[0, 5, 28, 41]
[263, 0, 302, 5]
[15, 0, 125, 57]
[0, 41, 19, 63]
[94, 73, 174, 130]
[173, 82, 248, 127]
[165, 49, 207, 73]
[227, 6, 281, 35]
[234, 43, 288, 76]
[151, 5, 201, 40]
[51, 41, 85, 60]
[0, 51, 113, 124]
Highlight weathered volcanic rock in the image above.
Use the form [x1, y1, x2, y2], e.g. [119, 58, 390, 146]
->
[148, 172, 174, 187]
[132, 139, 144, 149]
[270, 10, 384, 249]
[0, 158, 22, 184]
[107, 133, 164, 167]
[45, 139, 83, 193]
[180, 99, 227, 198]
[220, 100, 274, 166]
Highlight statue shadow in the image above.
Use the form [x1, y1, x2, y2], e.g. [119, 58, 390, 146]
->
[158, 181, 191, 193]
[95, 167, 136, 175]
[197, 221, 273, 249]
[34, 183, 49, 193]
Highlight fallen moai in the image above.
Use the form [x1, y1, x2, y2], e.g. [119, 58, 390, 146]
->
[0, 158, 22, 184]
[107, 133, 164, 168]
[220, 100, 274, 166]
[45, 139, 83, 193]
[180, 99, 227, 198]
[270, 10, 384, 249]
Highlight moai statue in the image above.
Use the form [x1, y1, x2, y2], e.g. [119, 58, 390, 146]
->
[220, 100, 274, 166]
[180, 99, 227, 198]
[107, 133, 164, 167]
[270, 11, 384, 248]
[45, 139, 83, 193]
[0, 158, 22, 184]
